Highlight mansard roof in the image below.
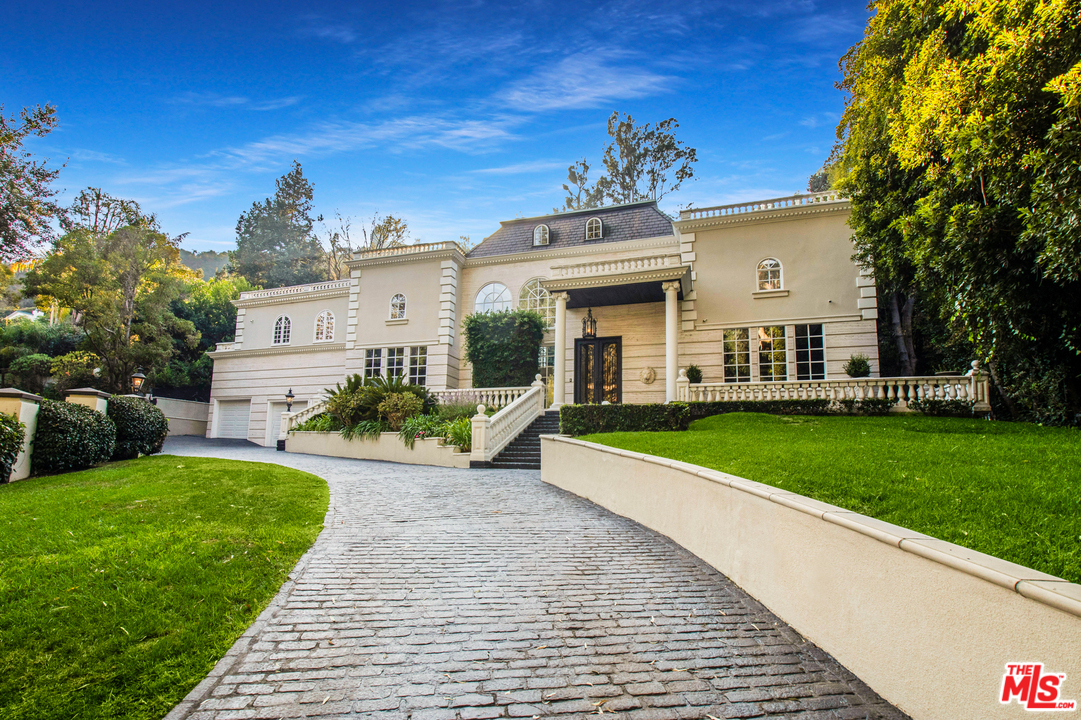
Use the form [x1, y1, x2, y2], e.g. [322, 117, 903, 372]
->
[466, 200, 674, 259]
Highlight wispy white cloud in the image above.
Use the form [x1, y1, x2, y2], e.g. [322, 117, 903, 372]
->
[299, 19, 357, 44]
[497, 51, 675, 112]
[69, 148, 126, 164]
[471, 160, 566, 175]
[169, 92, 303, 111]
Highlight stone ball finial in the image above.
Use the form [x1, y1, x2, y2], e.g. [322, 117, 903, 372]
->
[678, 368, 687, 379]
[476, 404, 486, 416]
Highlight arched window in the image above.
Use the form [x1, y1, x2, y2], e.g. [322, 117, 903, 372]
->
[273, 315, 291, 345]
[585, 217, 602, 241]
[314, 310, 334, 342]
[519, 278, 555, 329]
[757, 258, 783, 291]
[533, 225, 550, 246]
[475, 282, 511, 313]
[390, 293, 407, 319]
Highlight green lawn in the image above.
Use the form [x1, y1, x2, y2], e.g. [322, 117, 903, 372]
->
[0, 455, 329, 720]
[583, 413, 1081, 584]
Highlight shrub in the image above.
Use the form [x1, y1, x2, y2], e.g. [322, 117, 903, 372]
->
[908, 398, 976, 417]
[399, 413, 449, 449]
[687, 399, 832, 419]
[32, 399, 116, 475]
[50, 351, 102, 395]
[463, 309, 545, 387]
[843, 353, 871, 378]
[836, 397, 898, 415]
[442, 416, 473, 451]
[292, 412, 342, 433]
[559, 403, 691, 436]
[379, 393, 423, 430]
[8, 353, 51, 394]
[340, 419, 389, 442]
[0, 412, 25, 483]
[686, 365, 703, 384]
[436, 394, 484, 420]
[325, 374, 432, 427]
[107, 395, 169, 460]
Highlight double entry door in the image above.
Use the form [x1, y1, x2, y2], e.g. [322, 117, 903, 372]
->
[574, 336, 622, 404]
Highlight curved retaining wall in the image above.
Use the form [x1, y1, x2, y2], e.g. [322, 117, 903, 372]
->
[540, 435, 1081, 720]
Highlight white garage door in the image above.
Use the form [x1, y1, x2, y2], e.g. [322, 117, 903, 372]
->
[265, 400, 307, 447]
[217, 400, 251, 439]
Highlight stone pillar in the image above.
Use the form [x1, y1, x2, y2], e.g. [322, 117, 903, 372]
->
[65, 387, 111, 415]
[0, 389, 41, 481]
[552, 292, 569, 408]
[663, 281, 681, 402]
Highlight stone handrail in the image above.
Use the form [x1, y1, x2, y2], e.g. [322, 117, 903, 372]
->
[214, 342, 237, 352]
[470, 377, 547, 465]
[352, 241, 462, 260]
[679, 191, 846, 221]
[282, 399, 330, 437]
[431, 386, 531, 410]
[675, 364, 991, 412]
[551, 253, 681, 278]
[239, 280, 350, 301]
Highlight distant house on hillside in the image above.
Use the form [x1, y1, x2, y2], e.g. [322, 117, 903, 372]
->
[204, 192, 880, 445]
[3, 309, 45, 323]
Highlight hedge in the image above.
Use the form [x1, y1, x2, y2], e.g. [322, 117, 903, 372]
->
[0, 412, 25, 483]
[108, 395, 170, 460]
[687, 399, 833, 419]
[560, 403, 691, 436]
[463, 309, 545, 388]
[32, 399, 116, 476]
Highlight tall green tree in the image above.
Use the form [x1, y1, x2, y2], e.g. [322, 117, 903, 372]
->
[24, 226, 199, 394]
[0, 105, 63, 261]
[230, 161, 327, 288]
[835, 0, 1081, 422]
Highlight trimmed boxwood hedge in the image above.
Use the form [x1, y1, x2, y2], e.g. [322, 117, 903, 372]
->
[560, 403, 691, 436]
[687, 399, 832, 419]
[32, 399, 116, 476]
[108, 395, 170, 460]
[0, 412, 25, 483]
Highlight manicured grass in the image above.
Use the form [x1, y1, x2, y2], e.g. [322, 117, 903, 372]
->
[0, 455, 328, 720]
[583, 413, 1081, 584]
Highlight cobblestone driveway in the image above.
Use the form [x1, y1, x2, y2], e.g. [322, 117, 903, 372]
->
[164, 437, 907, 720]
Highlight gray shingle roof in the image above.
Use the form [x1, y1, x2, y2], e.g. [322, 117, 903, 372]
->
[466, 201, 674, 259]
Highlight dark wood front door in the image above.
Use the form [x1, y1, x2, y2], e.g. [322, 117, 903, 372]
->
[574, 336, 622, 404]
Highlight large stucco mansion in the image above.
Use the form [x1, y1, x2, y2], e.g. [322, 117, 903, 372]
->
[206, 191, 880, 445]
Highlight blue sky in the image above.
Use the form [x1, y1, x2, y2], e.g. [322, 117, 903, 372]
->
[4, 0, 869, 252]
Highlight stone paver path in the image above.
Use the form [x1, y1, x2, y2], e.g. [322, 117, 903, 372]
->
[164, 437, 907, 720]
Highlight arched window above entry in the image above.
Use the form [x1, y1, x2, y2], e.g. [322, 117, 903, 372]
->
[273, 315, 291, 345]
[475, 282, 511, 313]
[757, 258, 783, 291]
[314, 310, 334, 342]
[519, 278, 555, 329]
[585, 217, 602, 241]
[533, 225, 550, 246]
[390, 293, 407, 319]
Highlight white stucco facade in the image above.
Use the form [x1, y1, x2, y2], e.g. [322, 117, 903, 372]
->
[207, 192, 879, 445]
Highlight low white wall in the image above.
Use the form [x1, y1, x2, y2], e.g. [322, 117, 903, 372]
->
[155, 398, 210, 437]
[287, 431, 470, 468]
[541, 435, 1081, 720]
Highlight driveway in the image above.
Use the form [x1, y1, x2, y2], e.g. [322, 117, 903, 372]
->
[164, 436, 907, 720]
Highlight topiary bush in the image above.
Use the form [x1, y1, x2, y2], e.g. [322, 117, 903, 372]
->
[463, 309, 545, 388]
[107, 395, 170, 460]
[0, 412, 26, 483]
[560, 403, 691, 436]
[843, 353, 872, 378]
[32, 399, 116, 475]
[685, 365, 703, 384]
[378, 392, 423, 431]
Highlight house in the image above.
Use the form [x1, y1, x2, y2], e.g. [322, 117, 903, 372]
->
[205, 191, 879, 445]
[3, 309, 46, 323]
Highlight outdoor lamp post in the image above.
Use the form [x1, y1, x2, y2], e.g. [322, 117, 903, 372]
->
[131, 369, 147, 395]
[285, 388, 295, 412]
[582, 307, 597, 338]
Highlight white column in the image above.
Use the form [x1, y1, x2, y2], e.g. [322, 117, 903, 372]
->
[552, 292, 569, 408]
[663, 281, 681, 402]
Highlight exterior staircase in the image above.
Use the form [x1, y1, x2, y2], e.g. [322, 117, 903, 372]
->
[489, 410, 561, 470]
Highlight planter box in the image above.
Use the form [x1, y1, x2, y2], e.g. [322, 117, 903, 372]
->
[286, 431, 469, 468]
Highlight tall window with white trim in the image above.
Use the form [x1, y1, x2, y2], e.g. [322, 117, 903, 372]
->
[757, 258, 783, 290]
[390, 294, 407, 319]
[314, 310, 334, 342]
[273, 315, 291, 345]
[519, 279, 555, 329]
[409, 346, 428, 386]
[795, 324, 825, 380]
[475, 282, 511, 313]
[723, 328, 751, 383]
[387, 347, 405, 379]
[758, 326, 787, 381]
[364, 348, 382, 378]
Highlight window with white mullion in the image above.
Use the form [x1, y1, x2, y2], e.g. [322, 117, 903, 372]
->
[795, 324, 825, 380]
[409, 346, 428, 387]
[722, 328, 751, 383]
[364, 348, 383, 379]
[757, 325, 787, 381]
[387, 347, 405, 379]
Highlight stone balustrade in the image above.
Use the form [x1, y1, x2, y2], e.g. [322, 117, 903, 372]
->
[551, 253, 680, 279]
[676, 363, 991, 412]
[679, 191, 846, 221]
[238, 279, 351, 301]
[430, 386, 531, 410]
[471, 377, 546, 465]
[352, 241, 462, 260]
[282, 399, 330, 437]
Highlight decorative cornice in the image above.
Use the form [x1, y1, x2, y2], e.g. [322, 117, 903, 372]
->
[692, 313, 863, 330]
[207, 342, 346, 360]
[234, 288, 349, 309]
[674, 201, 850, 233]
[541, 266, 688, 292]
[464, 234, 678, 268]
[346, 244, 466, 270]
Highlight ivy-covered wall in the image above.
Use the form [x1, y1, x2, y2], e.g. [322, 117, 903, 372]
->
[463, 309, 545, 388]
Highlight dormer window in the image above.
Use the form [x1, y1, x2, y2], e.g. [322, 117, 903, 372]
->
[390, 293, 407, 319]
[273, 315, 291, 345]
[533, 225, 550, 246]
[585, 217, 602, 241]
[757, 258, 783, 291]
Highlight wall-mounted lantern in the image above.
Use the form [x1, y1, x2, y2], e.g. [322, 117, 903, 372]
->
[285, 388, 295, 413]
[131, 369, 147, 395]
[582, 308, 597, 339]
